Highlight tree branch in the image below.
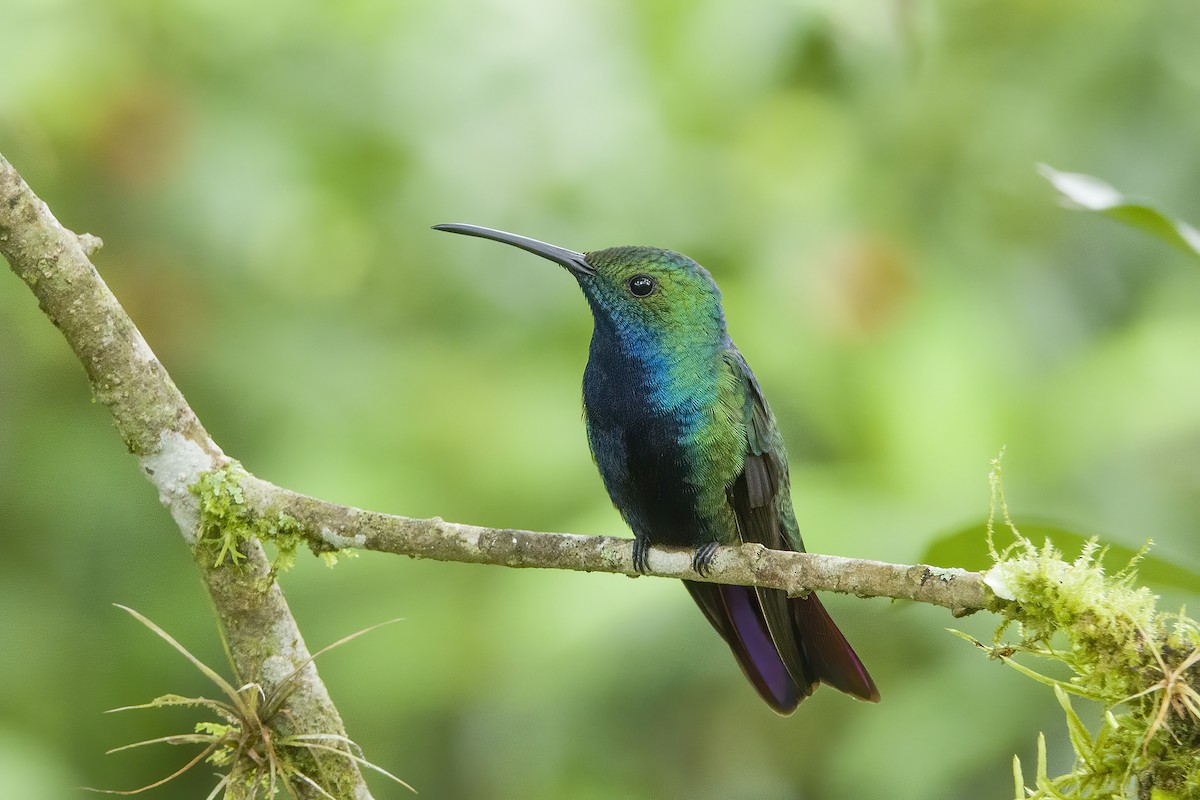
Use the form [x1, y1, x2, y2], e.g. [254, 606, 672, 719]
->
[0, 152, 371, 800]
[242, 475, 990, 616]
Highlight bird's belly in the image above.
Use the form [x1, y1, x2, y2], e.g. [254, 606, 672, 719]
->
[586, 409, 717, 547]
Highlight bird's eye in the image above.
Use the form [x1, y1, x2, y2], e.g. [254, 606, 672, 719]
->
[627, 275, 657, 297]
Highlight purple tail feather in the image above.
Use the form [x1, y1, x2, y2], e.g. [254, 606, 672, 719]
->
[685, 582, 878, 714]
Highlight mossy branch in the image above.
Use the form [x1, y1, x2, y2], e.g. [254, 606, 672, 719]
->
[0, 152, 371, 800]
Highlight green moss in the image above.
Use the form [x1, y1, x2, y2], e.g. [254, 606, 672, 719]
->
[986, 538, 1160, 701]
[973, 457, 1200, 799]
[191, 465, 252, 566]
[189, 464, 310, 571]
[259, 509, 306, 572]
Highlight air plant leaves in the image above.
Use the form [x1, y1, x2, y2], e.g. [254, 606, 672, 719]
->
[113, 604, 251, 718]
[107, 694, 242, 727]
[92, 607, 412, 797]
[84, 739, 225, 795]
[1039, 164, 1200, 261]
[262, 617, 403, 720]
[285, 734, 416, 793]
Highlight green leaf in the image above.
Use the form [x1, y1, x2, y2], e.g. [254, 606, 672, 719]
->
[1039, 164, 1200, 260]
[1053, 685, 1095, 768]
[921, 521, 1200, 596]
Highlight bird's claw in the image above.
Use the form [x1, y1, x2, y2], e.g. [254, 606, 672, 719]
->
[692, 542, 720, 576]
[632, 537, 650, 573]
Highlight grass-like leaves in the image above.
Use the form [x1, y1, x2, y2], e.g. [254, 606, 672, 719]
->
[86, 605, 412, 798]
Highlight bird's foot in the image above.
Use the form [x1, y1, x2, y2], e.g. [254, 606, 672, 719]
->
[632, 537, 650, 573]
[692, 542, 720, 577]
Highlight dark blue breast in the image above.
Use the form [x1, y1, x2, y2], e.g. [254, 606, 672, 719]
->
[582, 324, 704, 547]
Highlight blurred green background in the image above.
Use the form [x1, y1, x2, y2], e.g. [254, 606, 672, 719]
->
[2, 1, 1199, 798]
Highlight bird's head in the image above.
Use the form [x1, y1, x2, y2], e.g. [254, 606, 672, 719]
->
[433, 224, 728, 348]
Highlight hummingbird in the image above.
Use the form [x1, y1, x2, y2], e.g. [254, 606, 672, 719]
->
[434, 223, 879, 713]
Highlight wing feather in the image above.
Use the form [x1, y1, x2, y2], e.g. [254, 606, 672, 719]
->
[682, 349, 878, 708]
[720, 350, 814, 693]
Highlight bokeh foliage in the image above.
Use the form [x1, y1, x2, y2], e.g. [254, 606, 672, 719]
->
[2, 1, 1199, 798]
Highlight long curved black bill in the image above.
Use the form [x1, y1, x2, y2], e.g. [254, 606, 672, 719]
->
[433, 223, 595, 277]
